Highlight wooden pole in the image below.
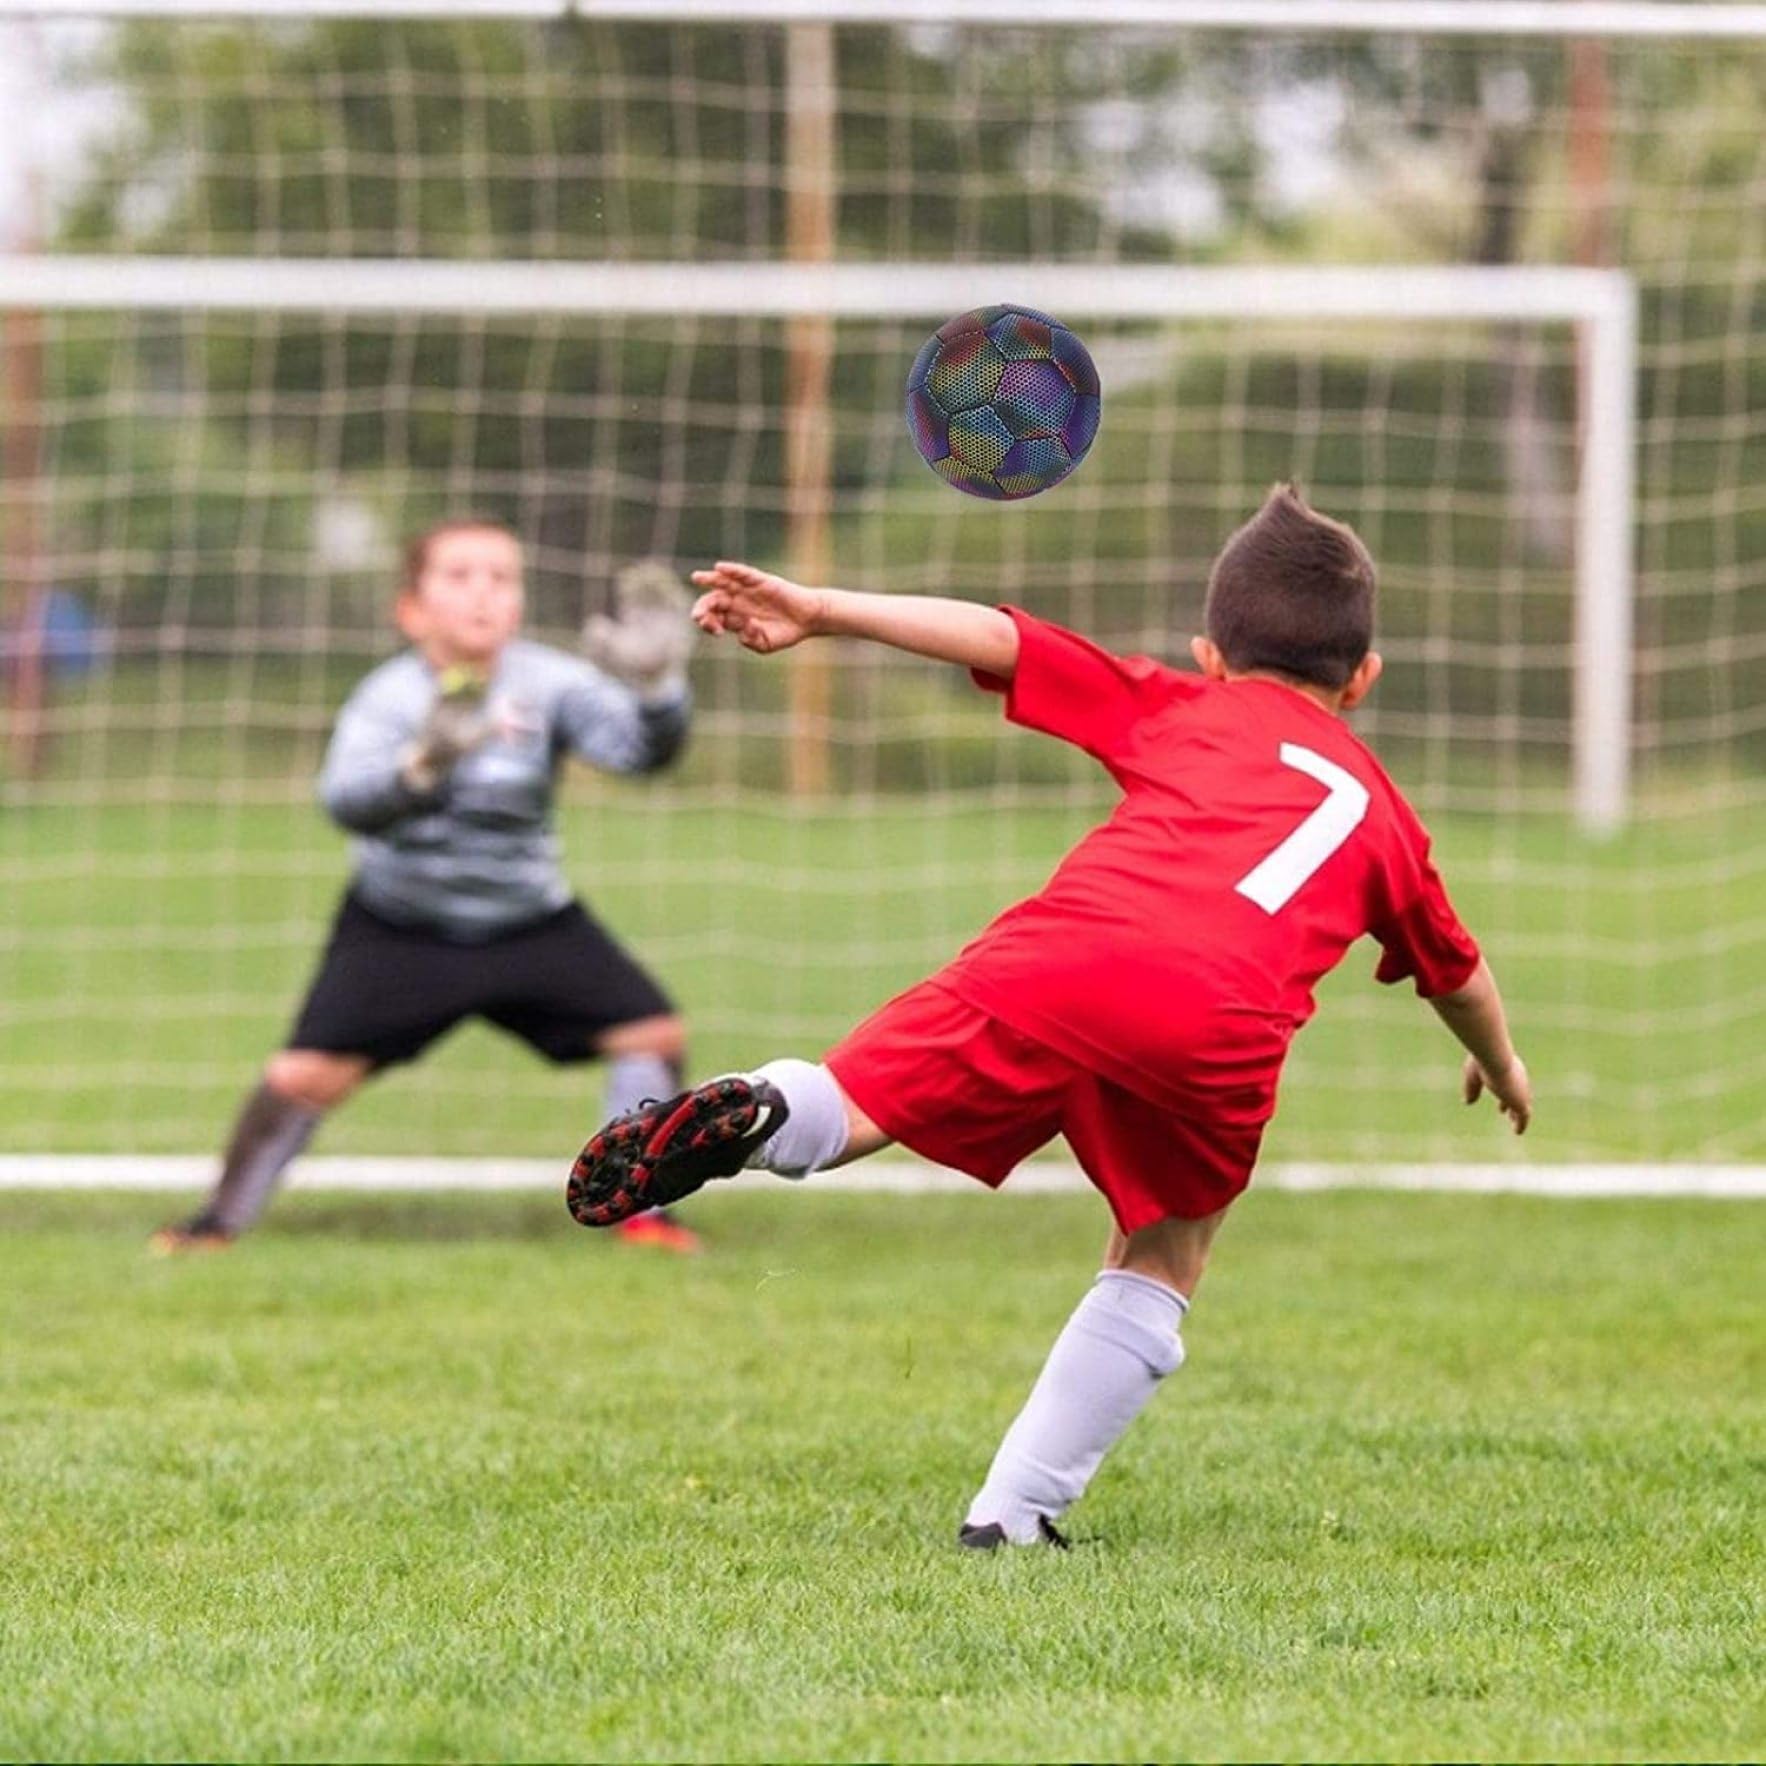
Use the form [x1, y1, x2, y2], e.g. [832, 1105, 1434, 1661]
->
[1567, 37, 1612, 270]
[2, 31, 46, 781]
[3, 303, 45, 778]
[783, 20, 836, 797]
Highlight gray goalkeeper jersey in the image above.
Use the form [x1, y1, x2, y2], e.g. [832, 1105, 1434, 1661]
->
[318, 638, 689, 940]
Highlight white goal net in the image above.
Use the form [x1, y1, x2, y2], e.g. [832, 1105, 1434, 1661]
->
[1, 5, 1762, 1175]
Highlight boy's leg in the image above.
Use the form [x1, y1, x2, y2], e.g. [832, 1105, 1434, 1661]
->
[485, 901, 683, 1120]
[568, 977, 1052, 1228]
[566, 1059, 890, 1227]
[151, 1050, 370, 1252]
[961, 1206, 1229, 1547]
[746, 1058, 891, 1176]
[596, 1013, 687, 1117]
[1104, 1204, 1228, 1292]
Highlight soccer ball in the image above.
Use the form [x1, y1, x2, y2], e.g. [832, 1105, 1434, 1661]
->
[905, 304, 1101, 501]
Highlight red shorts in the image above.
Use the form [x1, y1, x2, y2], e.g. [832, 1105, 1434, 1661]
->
[825, 980, 1266, 1233]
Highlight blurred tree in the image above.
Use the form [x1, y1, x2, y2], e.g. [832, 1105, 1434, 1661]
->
[49, 18, 1208, 632]
[34, 20, 1766, 769]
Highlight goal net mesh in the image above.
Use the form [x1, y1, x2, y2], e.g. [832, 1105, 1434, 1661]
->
[1, 15, 1762, 1165]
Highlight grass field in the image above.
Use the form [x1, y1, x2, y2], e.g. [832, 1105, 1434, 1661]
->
[3, 779, 1764, 1163]
[2, 1188, 1761, 1761]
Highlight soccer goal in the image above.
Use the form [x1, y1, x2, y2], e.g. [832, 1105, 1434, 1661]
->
[0, 1, 1762, 1186]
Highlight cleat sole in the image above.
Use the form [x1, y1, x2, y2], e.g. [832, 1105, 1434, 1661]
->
[567, 1077, 774, 1228]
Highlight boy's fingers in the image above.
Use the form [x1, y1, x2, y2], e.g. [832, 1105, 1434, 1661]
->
[714, 560, 766, 586]
[693, 567, 747, 593]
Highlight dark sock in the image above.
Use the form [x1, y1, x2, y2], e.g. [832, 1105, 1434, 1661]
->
[202, 1082, 322, 1235]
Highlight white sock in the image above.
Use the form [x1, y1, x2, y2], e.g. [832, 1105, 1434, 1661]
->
[604, 1051, 681, 1119]
[965, 1270, 1188, 1543]
[745, 1058, 849, 1178]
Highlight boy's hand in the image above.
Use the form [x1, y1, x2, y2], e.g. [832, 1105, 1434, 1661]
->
[581, 560, 696, 701]
[401, 666, 491, 794]
[690, 561, 826, 655]
[1463, 1052, 1531, 1135]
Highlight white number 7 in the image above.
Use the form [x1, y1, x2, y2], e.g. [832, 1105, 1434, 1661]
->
[1234, 742, 1370, 914]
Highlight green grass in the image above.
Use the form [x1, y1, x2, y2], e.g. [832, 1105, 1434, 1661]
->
[2, 780, 1764, 1161]
[1, 1189, 1761, 1760]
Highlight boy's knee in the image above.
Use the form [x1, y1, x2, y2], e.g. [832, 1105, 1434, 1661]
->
[266, 1049, 368, 1112]
[598, 1013, 687, 1065]
[1111, 1205, 1231, 1300]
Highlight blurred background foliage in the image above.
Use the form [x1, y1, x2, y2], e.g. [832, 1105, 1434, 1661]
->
[13, 19, 1766, 789]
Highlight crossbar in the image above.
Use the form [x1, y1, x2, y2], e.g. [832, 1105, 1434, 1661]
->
[0, 254, 1639, 831]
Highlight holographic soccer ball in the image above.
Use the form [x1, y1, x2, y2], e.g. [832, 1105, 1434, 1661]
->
[905, 304, 1101, 501]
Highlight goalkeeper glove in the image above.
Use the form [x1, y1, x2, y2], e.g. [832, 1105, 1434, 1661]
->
[400, 665, 492, 795]
[581, 560, 696, 702]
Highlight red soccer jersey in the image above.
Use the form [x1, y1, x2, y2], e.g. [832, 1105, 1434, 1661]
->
[937, 609, 1480, 1122]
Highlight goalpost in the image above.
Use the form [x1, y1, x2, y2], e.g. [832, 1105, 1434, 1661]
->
[0, 254, 1640, 835]
[0, 0, 1761, 1187]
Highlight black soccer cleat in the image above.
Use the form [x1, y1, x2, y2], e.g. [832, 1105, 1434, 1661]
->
[566, 1074, 788, 1227]
[957, 1516, 1071, 1551]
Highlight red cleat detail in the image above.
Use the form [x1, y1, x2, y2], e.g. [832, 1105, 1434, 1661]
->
[613, 1212, 704, 1256]
[566, 1075, 786, 1227]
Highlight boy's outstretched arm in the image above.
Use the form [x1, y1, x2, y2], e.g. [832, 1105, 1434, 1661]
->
[1430, 958, 1532, 1134]
[691, 561, 1019, 679]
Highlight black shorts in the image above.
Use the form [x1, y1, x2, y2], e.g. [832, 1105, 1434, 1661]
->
[287, 892, 675, 1068]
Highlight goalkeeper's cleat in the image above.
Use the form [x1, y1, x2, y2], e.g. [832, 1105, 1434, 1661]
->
[957, 1516, 1071, 1552]
[567, 1074, 788, 1227]
[612, 1209, 704, 1256]
[147, 1211, 236, 1257]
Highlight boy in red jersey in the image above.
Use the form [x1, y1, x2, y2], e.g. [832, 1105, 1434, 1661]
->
[566, 484, 1532, 1548]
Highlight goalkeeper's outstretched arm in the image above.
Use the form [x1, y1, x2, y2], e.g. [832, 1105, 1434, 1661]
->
[565, 559, 696, 775]
[691, 561, 1020, 680]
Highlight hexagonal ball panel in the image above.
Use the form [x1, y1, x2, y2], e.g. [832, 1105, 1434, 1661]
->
[932, 453, 1007, 500]
[927, 330, 1007, 414]
[906, 333, 942, 390]
[994, 359, 1075, 440]
[1060, 393, 1101, 463]
[948, 405, 1013, 474]
[995, 436, 1074, 499]
[1051, 326, 1100, 398]
[988, 313, 1054, 362]
[906, 385, 948, 464]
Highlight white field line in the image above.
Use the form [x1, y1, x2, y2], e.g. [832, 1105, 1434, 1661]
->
[1, 1156, 1763, 1198]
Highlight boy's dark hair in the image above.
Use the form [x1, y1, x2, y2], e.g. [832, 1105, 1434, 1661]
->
[1204, 484, 1376, 690]
[400, 517, 521, 594]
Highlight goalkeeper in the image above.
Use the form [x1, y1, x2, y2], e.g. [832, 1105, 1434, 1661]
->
[153, 519, 700, 1255]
